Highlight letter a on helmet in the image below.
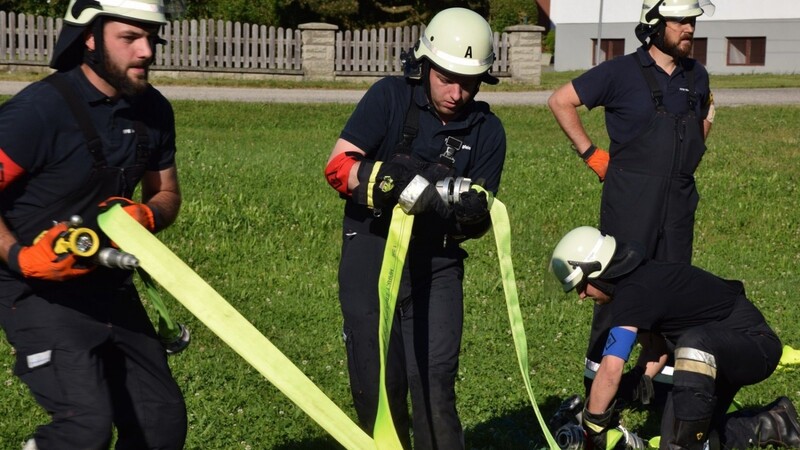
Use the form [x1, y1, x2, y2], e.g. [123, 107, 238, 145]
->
[413, 7, 498, 85]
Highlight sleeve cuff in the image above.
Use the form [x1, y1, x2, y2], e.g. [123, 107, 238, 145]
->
[6, 243, 21, 274]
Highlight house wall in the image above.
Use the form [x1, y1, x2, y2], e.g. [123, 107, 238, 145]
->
[550, 0, 800, 74]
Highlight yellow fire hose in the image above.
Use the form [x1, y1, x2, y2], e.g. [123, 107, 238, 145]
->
[96, 202, 800, 450]
[40, 215, 181, 345]
[372, 190, 560, 449]
[98, 205, 375, 449]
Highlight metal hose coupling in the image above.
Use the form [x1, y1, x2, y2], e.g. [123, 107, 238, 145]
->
[435, 177, 472, 205]
[53, 215, 140, 270]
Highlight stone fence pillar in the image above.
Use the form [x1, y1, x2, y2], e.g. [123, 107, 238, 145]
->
[298, 22, 338, 81]
[504, 24, 545, 84]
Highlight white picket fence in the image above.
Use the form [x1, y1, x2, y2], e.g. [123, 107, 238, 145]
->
[0, 11, 512, 77]
[335, 25, 510, 75]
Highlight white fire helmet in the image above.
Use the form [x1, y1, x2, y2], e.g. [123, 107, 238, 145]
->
[550, 226, 617, 293]
[413, 7, 498, 84]
[50, 0, 167, 70]
[640, 0, 715, 25]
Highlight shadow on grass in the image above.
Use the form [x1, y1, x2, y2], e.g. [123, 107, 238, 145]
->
[268, 394, 568, 449]
[464, 394, 564, 450]
[267, 393, 672, 449]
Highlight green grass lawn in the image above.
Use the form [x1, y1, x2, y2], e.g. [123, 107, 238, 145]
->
[4, 69, 800, 91]
[0, 98, 798, 449]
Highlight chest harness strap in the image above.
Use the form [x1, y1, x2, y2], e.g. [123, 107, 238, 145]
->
[43, 73, 152, 169]
[636, 53, 697, 113]
[393, 86, 468, 169]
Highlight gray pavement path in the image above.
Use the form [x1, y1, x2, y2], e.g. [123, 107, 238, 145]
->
[1, 80, 799, 106]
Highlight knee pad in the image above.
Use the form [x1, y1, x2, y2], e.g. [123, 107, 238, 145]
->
[673, 344, 717, 422]
[674, 344, 717, 386]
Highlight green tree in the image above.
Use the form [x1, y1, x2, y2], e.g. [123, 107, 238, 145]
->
[0, 0, 539, 34]
[488, 0, 537, 32]
[277, 0, 489, 29]
[177, 0, 278, 24]
[0, 0, 66, 16]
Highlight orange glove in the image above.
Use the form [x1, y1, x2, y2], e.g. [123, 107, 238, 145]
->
[7, 223, 95, 281]
[581, 145, 609, 182]
[99, 197, 158, 231]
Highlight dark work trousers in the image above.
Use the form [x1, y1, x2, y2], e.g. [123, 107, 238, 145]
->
[338, 228, 466, 450]
[0, 284, 187, 450]
[659, 320, 781, 446]
[586, 105, 706, 394]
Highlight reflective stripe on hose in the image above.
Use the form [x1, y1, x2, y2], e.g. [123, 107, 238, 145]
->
[373, 204, 413, 449]
[97, 205, 374, 450]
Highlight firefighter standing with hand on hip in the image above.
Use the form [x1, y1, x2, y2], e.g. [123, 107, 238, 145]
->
[549, 226, 800, 450]
[0, 0, 186, 448]
[324, 7, 506, 449]
[548, 0, 717, 403]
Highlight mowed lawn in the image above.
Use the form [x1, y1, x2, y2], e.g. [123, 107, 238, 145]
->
[1, 97, 798, 449]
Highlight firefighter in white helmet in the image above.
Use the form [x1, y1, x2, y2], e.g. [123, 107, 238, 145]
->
[550, 227, 799, 450]
[325, 7, 506, 448]
[0, 1, 186, 448]
[548, 0, 716, 409]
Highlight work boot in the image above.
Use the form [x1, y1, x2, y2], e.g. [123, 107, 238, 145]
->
[719, 396, 800, 449]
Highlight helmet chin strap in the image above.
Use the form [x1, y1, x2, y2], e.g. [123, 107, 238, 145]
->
[636, 20, 667, 50]
[651, 21, 669, 53]
[421, 59, 432, 103]
[84, 17, 116, 89]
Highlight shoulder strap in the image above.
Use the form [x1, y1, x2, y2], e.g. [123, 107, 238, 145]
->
[43, 73, 107, 168]
[684, 62, 697, 111]
[131, 119, 151, 165]
[393, 90, 419, 156]
[393, 83, 467, 169]
[635, 52, 666, 112]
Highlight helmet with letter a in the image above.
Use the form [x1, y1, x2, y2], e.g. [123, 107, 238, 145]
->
[50, 0, 168, 70]
[635, 0, 715, 46]
[404, 7, 499, 86]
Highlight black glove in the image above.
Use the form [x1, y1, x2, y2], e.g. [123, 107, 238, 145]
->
[582, 401, 617, 450]
[420, 161, 454, 184]
[617, 366, 654, 406]
[451, 189, 492, 239]
[633, 374, 654, 405]
[352, 155, 418, 209]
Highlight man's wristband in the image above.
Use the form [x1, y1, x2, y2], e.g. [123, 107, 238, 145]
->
[6, 243, 21, 273]
[580, 144, 597, 161]
[149, 204, 164, 232]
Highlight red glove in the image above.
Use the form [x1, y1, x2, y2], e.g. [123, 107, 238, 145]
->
[581, 145, 609, 182]
[7, 223, 95, 281]
[99, 197, 158, 231]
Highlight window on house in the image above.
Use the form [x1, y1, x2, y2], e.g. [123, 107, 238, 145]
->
[727, 37, 766, 66]
[691, 38, 707, 65]
[592, 39, 625, 65]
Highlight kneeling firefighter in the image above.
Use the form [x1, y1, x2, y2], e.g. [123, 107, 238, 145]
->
[549, 226, 799, 450]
